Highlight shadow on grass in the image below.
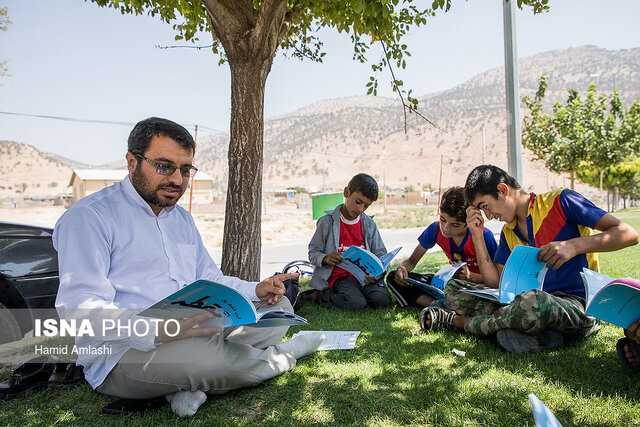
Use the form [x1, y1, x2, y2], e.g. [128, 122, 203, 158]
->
[0, 305, 638, 426]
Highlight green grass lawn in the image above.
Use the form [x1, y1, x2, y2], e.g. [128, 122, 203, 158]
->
[2, 209, 640, 426]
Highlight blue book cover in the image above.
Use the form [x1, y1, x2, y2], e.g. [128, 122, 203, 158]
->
[139, 280, 307, 328]
[581, 268, 640, 328]
[337, 246, 401, 285]
[403, 277, 445, 301]
[461, 246, 547, 304]
[431, 262, 467, 290]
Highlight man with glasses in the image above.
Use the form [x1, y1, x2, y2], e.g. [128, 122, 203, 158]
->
[53, 117, 322, 416]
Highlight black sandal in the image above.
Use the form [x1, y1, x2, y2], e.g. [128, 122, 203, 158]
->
[617, 337, 640, 371]
[49, 363, 85, 385]
[419, 306, 456, 332]
[101, 397, 168, 416]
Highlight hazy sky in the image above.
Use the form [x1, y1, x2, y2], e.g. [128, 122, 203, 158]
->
[1, 0, 639, 165]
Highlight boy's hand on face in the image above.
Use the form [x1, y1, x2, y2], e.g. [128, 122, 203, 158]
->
[466, 207, 485, 235]
[538, 240, 578, 269]
[625, 320, 640, 343]
[322, 251, 342, 267]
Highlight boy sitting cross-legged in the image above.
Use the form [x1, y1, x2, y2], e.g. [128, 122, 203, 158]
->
[308, 173, 390, 309]
[386, 186, 498, 308]
[419, 165, 639, 353]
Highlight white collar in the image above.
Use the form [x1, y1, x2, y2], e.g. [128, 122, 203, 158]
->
[340, 212, 361, 225]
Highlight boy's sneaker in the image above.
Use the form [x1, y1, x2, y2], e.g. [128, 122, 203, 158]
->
[496, 329, 564, 354]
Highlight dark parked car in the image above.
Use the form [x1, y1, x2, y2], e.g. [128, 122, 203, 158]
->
[0, 222, 59, 344]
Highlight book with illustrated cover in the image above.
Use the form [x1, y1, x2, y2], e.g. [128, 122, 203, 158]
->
[337, 246, 402, 286]
[460, 246, 548, 304]
[394, 263, 467, 302]
[580, 268, 640, 328]
[140, 280, 308, 328]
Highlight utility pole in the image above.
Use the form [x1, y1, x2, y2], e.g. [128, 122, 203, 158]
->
[188, 124, 198, 213]
[503, 0, 523, 184]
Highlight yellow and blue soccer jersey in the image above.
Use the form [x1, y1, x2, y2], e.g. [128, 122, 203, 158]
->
[494, 189, 607, 298]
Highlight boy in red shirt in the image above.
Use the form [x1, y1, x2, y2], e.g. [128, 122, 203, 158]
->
[308, 173, 390, 309]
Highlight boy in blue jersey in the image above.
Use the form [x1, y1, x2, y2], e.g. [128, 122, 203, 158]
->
[420, 165, 639, 353]
[386, 187, 498, 308]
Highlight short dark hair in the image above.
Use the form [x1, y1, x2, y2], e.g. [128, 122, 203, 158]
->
[464, 165, 521, 203]
[128, 117, 195, 156]
[440, 187, 467, 223]
[348, 173, 379, 201]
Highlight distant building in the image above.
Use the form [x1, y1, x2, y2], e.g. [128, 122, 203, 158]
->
[68, 169, 215, 206]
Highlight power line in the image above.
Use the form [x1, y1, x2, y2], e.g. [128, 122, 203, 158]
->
[0, 110, 224, 135]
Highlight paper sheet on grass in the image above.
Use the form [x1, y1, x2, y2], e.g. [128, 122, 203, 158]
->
[291, 331, 361, 350]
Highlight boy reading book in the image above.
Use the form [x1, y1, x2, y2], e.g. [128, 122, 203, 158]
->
[386, 187, 498, 307]
[308, 173, 390, 309]
[419, 165, 639, 354]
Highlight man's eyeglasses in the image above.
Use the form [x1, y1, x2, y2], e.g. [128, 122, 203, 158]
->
[135, 154, 198, 178]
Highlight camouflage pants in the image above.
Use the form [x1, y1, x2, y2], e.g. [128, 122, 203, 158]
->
[444, 279, 598, 338]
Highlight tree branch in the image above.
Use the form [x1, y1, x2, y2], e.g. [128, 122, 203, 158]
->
[380, 41, 439, 133]
[156, 43, 214, 50]
[283, 0, 305, 25]
[254, 0, 288, 55]
[202, 0, 247, 55]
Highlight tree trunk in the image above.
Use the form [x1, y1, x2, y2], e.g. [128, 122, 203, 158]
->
[221, 58, 271, 280]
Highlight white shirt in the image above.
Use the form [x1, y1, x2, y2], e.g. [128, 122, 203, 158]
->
[53, 176, 258, 389]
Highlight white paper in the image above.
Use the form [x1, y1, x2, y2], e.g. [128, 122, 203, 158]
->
[291, 330, 361, 350]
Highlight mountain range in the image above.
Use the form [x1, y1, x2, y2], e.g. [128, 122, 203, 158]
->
[2, 45, 638, 200]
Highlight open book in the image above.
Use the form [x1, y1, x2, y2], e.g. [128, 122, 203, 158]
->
[399, 262, 467, 301]
[139, 280, 308, 328]
[431, 262, 467, 289]
[337, 246, 402, 286]
[461, 246, 548, 304]
[580, 268, 640, 329]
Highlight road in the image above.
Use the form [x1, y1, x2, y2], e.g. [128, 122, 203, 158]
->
[211, 220, 504, 279]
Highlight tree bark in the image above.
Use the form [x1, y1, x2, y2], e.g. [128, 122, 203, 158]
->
[221, 58, 271, 280]
[203, 0, 288, 280]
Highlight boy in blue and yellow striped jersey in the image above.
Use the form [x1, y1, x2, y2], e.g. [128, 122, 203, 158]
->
[419, 165, 639, 353]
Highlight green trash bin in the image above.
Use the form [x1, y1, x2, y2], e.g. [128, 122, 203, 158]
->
[311, 192, 344, 220]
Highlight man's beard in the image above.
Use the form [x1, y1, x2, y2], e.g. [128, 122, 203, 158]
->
[131, 165, 186, 209]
